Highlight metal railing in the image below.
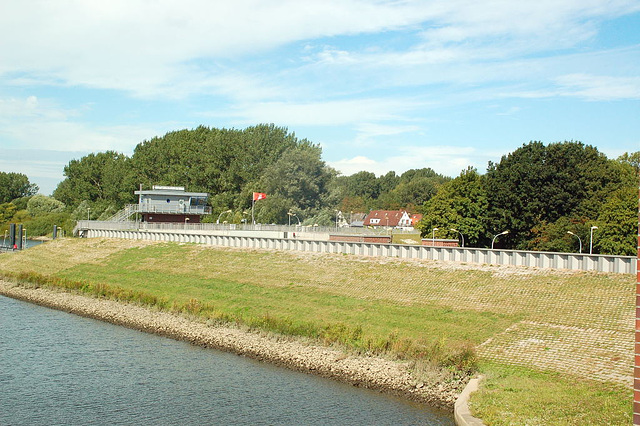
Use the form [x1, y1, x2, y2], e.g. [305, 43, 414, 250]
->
[75, 221, 636, 274]
[107, 204, 213, 222]
[76, 220, 417, 235]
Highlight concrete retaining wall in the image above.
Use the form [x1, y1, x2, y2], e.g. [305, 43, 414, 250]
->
[82, 227, 636, 274]
[454, 376, 485, 426]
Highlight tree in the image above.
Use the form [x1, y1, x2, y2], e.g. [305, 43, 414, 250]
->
[131, 124, 300, 196]
[27, 195, 65, 216]
[378, 171, 400, 194]
[54, 151, 135, 208]
[0, 202, 18, 223]
[253, 194, 291, 224]
[594, 186, 637, 256]
[338, 196, 369, 214]
[335, 171, 381, 207]
[0, 172, 38, 203]
[417, 167, 488, 246]
[528, 217, 587, 253]
[258, 144, 336, 217]
[616, 151, 640, 177]
[484, 141, 622, 249]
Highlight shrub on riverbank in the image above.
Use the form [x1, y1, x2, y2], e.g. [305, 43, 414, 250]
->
[0, 238, 633, 423]
[3, 268, 477, 377]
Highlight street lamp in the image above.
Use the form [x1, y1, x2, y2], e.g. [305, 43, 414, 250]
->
[87, 207, 91, 221]
[184, 217, 190, 229]
[216, 209, 232, 224]
[589, 226, 598, 254]
[288, 210, 300, 226]
[491, 230, 509, 250]
[450, 228, 464, 247]
[567, 231, 582, 254]
[432, 227, 439, 245]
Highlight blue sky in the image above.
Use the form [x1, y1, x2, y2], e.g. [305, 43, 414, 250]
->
[1, 0, 639, 195]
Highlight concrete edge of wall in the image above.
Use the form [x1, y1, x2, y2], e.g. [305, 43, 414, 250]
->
[454, 375, 485, 426]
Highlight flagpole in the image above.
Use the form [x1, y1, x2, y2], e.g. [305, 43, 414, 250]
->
[252, 197, 255, 225]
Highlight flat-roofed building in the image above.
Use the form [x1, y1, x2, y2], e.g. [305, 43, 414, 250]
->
[134, 185, 210, 223]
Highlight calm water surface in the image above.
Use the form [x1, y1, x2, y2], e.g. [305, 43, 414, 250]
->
[0, 296, 453, 425]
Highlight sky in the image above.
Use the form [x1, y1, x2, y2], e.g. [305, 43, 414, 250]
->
[1, 0, 639, 196]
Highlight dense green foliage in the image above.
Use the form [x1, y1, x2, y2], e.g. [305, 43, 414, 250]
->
[483, 141, 624, 250]
[334, 168, 450, 212]
[50, 124, 338, 225]
[3, 127, 637, 253]
[419, 141, 638, 255]
[53, 151, 136, 210]
[0, 172, 38, 203]
[418, 167, 489, 247]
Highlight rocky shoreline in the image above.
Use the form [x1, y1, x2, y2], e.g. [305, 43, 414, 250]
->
[0, 279, 464, 411]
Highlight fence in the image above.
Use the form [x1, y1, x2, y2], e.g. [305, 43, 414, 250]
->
[74, 220, 416, 235]
[77, 223, 636, 274]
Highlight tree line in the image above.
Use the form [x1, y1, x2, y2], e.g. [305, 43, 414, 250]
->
[1, 124, 637, 255]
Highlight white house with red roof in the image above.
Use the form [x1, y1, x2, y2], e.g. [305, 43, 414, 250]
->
[363, 210, 413, 228]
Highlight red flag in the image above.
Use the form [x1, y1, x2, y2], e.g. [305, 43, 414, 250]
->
[253, 192, 267, 201]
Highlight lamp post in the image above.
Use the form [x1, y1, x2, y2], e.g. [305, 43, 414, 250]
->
[450, 228, 464, 247]
[432, 227, 439, 245]
[288, 210, 297, 227]
[491, 230, 509, 250]
[184, 217, 190, 229]
[87, 208, 91, 221]
[567, 231, 582, 254]
[589, 226, 598, 254]
[290, 212, 300, 226]
[216, 209, 232, 224]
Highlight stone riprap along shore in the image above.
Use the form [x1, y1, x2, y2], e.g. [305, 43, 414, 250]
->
[0, 280, 463, 410]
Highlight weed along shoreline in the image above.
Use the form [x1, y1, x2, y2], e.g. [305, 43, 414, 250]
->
[2, 238, 634, 424]
[0, 279, 464, 411]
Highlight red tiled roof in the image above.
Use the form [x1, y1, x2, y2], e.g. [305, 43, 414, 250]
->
[363, 210, 406, 227]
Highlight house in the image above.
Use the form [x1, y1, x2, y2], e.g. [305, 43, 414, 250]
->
[410, 214, 423, 227]
[134, 185, 211, 223]
[363, 210, 413, 228]
[348, 212, 367, 228]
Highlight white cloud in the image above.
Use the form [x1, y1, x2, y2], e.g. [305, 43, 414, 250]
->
[0, 149, 93, 195]
[330, 144, 493, 178]
[0, 95, 164, 152]
[219, 98, 423, 127]
[0, 0, 638, 183]
[554, 74, 640, 100]
[2, 0, 638, 99]
[0, 0, 438, 96]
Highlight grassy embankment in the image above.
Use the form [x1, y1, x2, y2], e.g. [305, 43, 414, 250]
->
[0, 238, 633, 424]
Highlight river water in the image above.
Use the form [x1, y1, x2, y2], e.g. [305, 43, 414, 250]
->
[0, 296, 453, 425]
